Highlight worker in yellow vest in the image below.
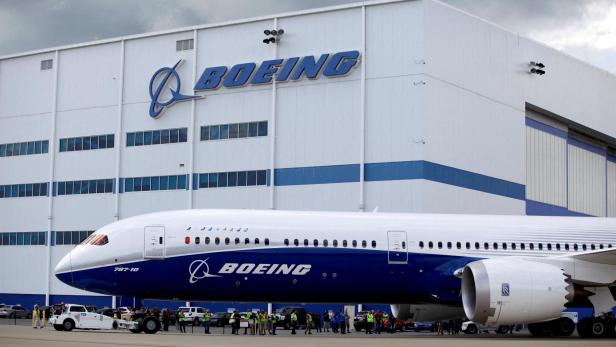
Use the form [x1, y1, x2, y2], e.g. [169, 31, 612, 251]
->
[290, 311, 298, 334]
[304, 313, 313, 335]
[365, 311, 374, 334]
[32, 304, 40, 329]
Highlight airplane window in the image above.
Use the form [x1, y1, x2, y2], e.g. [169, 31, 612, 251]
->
[159, 237, 163, 245]
[529, 243, 534, 250]
[313, 239, 318, 247]
[483, 242, 488, 250]
[447, 242, 452, 249]
[264, 238, 269, 246]
[511, 243, 516, 250]
[88, 234, 109, 246]
[352, 240, 357, 248]
[474, 242, 479, 250]
[244, 238, 250, 245]
[333, 240, 338, 247]
[361, 240, 367, 248]
[538, 243, 543, 250]
[215, 237, 220, 245]
[456, 242, 461, 249]
[582, 244, 587, 251]
[185, 236, 191, 245]
[302, 239, 308, 246]
[371, 240, 376, 248]
[599, 244, 604, 249]
[254, 238, 260, 245]
[343, 240, 348, 247]
[520, 243, 525, 250]
[195, 237, 200, 245]
[402, 241, 406, 249]
[323, 240, 328, 247]
[465, 242, 470, 249]
[284, 239, 289, 246]
[556, 243, 561, 251]
[608, 244, 612, 248]
[437, 241, 443, 249]
[590, 244, 595, 250]
[225, 237, 230, 245]
[234, 237, 239, 245]
[573, 244, 578, 251]
[419, 241, 424, 248]
[294, 239, 299, 247]
[502, 243, 507, 250]
[205, 237, 210, 245]
[565, 244, 570, 251]
[493, 242, 498, 250]
[547, 243, 552, 251]
[428, 241, 433, 249]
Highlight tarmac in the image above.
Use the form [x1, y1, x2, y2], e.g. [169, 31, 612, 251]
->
[1, 322, 615, 347]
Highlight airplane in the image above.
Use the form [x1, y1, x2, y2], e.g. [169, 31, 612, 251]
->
[55, 209, 616, 337]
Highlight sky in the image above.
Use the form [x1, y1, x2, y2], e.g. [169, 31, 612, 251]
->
[0, 0, 615, 74]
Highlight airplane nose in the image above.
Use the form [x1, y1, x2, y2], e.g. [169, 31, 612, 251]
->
[55, 252, 73, 285]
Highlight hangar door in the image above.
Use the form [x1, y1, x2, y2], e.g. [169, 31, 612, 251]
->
[387, 231, 408, 264]
[144, 226, 165, 259]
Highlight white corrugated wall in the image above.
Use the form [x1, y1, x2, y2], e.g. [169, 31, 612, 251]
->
[526, 127, 567, 207]
[608, 160, 616, 217]
[568, 145, 606, 216]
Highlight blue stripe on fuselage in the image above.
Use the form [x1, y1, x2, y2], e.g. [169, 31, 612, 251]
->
[60, 248, 480, 305]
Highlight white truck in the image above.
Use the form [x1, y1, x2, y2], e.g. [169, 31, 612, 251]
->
[178, 306, 206, 326]
[48, 304, 160, 334]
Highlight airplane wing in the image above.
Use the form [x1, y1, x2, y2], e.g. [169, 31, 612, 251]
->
[568, 248, 616, 266]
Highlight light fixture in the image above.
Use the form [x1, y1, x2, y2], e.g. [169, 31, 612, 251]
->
[262, 28, 284, 44]
[529, 61, 546, 75]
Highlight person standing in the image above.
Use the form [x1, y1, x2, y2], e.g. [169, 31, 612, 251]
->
[305, 313, 313, 334]
[388, 314, 396, 333]
[178, 310, 186, 333]
[229, 312, 237, 334]
[365, 311, 374, 334]
[32, 304, 40, 329]
[270, 313, 278, 335]
[162, 309, 169, 331]
[323, 310, 331, 332]
[339, 311, 346, 334]
[290, 310, 298, 334]
[314, 313, 321, 333]
[203, 309, 211, 334]
[374, 311, 382, 334]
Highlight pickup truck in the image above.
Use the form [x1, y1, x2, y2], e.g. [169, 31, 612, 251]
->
[48, 304, 160, 334]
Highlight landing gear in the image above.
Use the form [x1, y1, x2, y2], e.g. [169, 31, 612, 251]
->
[529, 317, 575, 337]
[577, 317, 616, 338]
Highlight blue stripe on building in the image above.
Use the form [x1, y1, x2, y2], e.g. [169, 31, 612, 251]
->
[567, 137, 606, 156]
[526, 200, 590, 217]
[525, 118, 567, 139]
[275, 164, 360, 186]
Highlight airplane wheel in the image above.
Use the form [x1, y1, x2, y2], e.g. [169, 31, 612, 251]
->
[528, 322, 550, 336]
[590, 318, 607, 338]
[552, 318, 575, 336]
[142, 317, 160, 334]
[577, 318, 593, 338]
[604, 318, 616, 338]
[466, 324, 478, 335]
[62, 319, 75, 332]
[496, 326, 509, 334]
[53, 324, 64, 331]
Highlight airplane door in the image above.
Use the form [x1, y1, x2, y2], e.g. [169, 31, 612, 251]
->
[144, 226, 165, 259]
[387, 231, 408, 264]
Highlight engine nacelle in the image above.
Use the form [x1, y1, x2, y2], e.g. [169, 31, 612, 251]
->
[460, 258, 572, 325]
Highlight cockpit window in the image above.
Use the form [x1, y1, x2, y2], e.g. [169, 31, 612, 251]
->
[80, 233, 108, 246]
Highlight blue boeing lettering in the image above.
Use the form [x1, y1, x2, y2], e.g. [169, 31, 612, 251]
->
[323, 51, 360, 77]
[194, 66, 227, 90]
[223, 63, 256, 88]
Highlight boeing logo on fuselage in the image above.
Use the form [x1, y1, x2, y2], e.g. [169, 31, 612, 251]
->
[148, 50, 360, 118]
[188, 260, 312, 283]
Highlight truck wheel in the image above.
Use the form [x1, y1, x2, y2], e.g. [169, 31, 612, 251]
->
[466, 324, 478, 335]
[142, 317, 160, 334]
[53, 324, 64, 331]
[496, 326, 508, 334]
[112, 321, 119, 330]
[552, 318, 575, 336]
[62, 319, 75, 332]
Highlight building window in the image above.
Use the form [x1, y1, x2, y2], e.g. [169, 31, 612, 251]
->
[196, 170, 267, 189]
[0, 231, 48, 246]
[56, 179, 113, 196]
[176, 39, 194, 51]
[59, 134, 113, 153]
[0, 182, 48, 199]
[0, 140, 49, 157]
[201, 121, 267, 141]
[41, 59, 53, 70]
[124, 175, 187, 192]
[126, 128, 187, 147]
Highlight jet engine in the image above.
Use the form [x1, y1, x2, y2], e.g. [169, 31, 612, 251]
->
[391, 304, 465, 322]
[460, 258, 573, 325]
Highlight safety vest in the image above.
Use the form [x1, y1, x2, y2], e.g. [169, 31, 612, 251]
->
[307, 314, 312, 322]
[366, 313, 374, 323]
[229, 316, 236, 324]
[271, 314, 278, 323]
[204, 312, 210, 321]
[291, 313, 298, 322]
[179, 313, 186, 322]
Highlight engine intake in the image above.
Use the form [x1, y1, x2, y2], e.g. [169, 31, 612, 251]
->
[461, 258, 572, 325]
